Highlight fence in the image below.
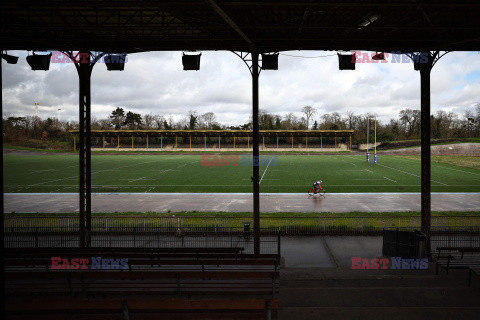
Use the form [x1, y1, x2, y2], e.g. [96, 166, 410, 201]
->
[4, 226, 281, 254]
[5, 215, 480, 236]
[383, 226, 480, 254]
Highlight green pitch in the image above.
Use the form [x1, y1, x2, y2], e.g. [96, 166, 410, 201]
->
[3, 154, 480, 193]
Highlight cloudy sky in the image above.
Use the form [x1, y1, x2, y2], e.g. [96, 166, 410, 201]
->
[2, 50, 479, 126]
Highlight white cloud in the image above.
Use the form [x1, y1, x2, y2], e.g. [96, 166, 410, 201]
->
[2, 50, 479, 125]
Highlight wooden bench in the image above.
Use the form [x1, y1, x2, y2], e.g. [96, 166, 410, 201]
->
[436, 253, 480, 286]
[6, 297, 279, 320]
[436, 246, 480, 260]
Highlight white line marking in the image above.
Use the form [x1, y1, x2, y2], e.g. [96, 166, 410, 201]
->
[377, 163, 448, 186]
[352, 179, 385, 180]
[365, 169, 375, 174]
[30, 169, 57, 173]
[392, 156, 480, 176]
[384, 176, 397, 183]
[259, 156, 274, 184]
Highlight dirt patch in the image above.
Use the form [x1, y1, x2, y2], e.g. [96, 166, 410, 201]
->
[379, 143, 480, 156]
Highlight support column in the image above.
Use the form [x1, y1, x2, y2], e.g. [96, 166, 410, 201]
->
[175, 134, 177, 150]
[161, 135, 163, 150]
[102, 134, 105, 150]
[189, 135, 192, 151]
[131, 134, 134, 150]
[73, 135, 76, 151]
[335, 135, 337, 151]
[234, 135, 236, 149]
[117, 135, 120, 150]
[218, 135, 221, 151]
[350, 135, 352, 151]
[204, 134, 207, 150]
[77, 51, 92, 247]
[147, 134, 149, 151]
[291, 135, 293, 150]
[419, 52, 433, 256]
[305, 135, 308, 150]
[276, 135, 278, 150]
[252, 50, 260, 255]
[321, 136, 323, 151]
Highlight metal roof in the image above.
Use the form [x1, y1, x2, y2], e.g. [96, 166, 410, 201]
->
[69, 129, 354, 136]
[2, 0, 480, 53]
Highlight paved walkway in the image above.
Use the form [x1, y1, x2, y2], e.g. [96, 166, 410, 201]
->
[4, 193, 480, 213]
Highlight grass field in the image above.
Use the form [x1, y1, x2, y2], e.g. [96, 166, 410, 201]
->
[3, 154, 480, 193]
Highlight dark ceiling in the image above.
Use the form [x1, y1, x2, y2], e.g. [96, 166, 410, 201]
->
[1, 0, 480, 53]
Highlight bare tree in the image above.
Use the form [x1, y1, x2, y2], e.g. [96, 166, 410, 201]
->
[302, 106, 317, 129]
[201, 112, 217, 129]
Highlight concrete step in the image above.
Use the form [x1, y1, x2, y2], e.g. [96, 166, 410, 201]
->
[279, 287, 480, 308]
[279, 307, 480, 320]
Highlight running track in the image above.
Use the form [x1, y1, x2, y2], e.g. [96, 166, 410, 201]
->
[4, 193, 480, 213]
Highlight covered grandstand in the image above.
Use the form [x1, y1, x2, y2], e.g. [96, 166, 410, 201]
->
[70, 129, 354, 151]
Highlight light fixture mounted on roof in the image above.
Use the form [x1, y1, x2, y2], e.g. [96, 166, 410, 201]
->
[104, 53, 127, 71]
[261, 53, 279, 70]
[26, 52, 52, 70]
[338, 53, 356, 70]
[182, 52, 201, 71]
[359, 14, 379, 28]
[1, 51, 19, 64]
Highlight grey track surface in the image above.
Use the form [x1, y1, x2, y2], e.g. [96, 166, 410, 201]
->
[4, 193, 480, 213]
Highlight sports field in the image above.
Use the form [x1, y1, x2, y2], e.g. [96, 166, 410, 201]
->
[3, 154, 480, 193]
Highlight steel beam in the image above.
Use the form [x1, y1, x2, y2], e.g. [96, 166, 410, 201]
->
[252, 50, 260, 255]
[77, 51, 92, 247]
[419, 52, 433, 256]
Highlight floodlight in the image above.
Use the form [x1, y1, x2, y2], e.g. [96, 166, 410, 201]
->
[372, 52, 385, 61]
[104, 54, 127, 71]
[261, 53, 279, 70]
[26, 52, 52, 70]
[182, 52, 201, 71]
[359, 14, 379, 27]
[1, 53, 19, 64]
[338, 53, 356, 70]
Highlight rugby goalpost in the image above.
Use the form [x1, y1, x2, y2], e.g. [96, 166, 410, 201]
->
[366, 116, 377, 164]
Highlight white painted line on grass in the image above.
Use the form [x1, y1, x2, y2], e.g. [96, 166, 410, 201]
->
[259, 155, 274, 184]
[384, 176, 397, 183]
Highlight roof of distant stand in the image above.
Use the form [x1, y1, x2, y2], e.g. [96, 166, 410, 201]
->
[69, 129, 354, 137]
[2, 0, 480, 52]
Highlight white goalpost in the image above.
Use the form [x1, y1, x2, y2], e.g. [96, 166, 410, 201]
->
[366, 116, 377, 164]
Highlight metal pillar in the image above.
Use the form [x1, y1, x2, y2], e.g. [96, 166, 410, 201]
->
[252, 50, 260, 255]
[77, 51, 92, 247]
[419, 52, 433, 256]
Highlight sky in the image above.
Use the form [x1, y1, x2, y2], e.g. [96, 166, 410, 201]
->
[2, 50, 480, 126]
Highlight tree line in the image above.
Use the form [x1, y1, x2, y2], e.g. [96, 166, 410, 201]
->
[3, 103, 479, 146]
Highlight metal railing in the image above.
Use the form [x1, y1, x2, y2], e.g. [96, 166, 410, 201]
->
[4, 226, 281, 255]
